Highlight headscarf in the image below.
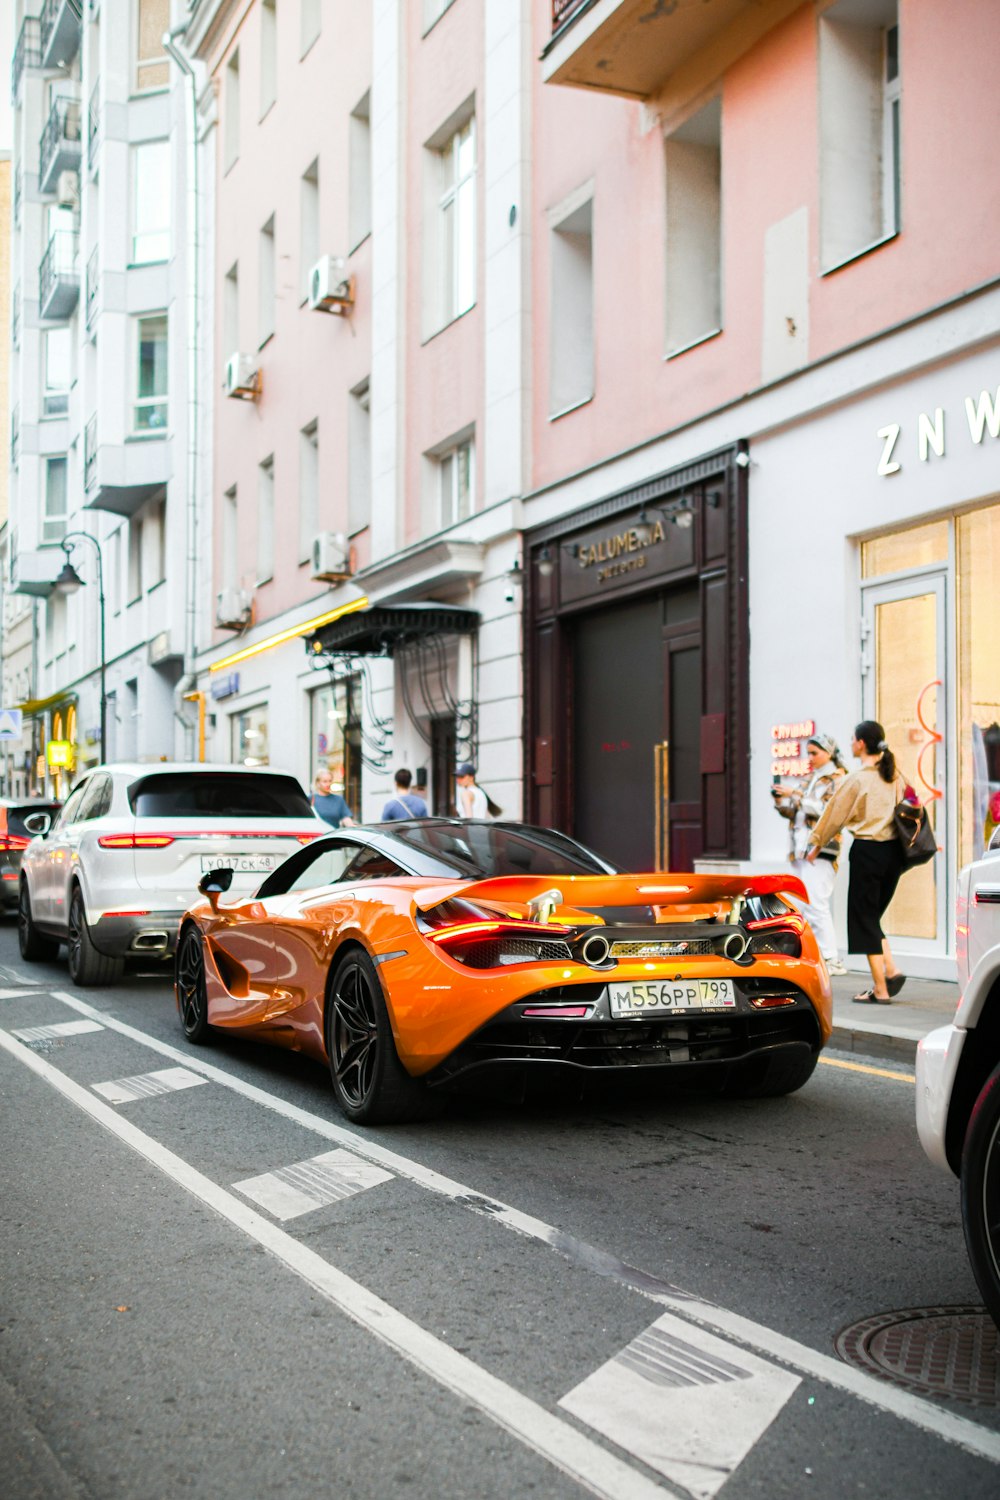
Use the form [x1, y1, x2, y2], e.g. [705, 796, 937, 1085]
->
[807, 732, 847, 771]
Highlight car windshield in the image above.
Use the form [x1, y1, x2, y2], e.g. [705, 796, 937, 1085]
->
[7, 803, 61, 838]
[128, 772, 313, 819]
[384, 821, 617, 878]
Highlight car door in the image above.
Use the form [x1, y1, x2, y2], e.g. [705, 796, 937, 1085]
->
[259, 840, 363, 1021]
[32, 780, 90, 926]
[52, 774, 111, 932]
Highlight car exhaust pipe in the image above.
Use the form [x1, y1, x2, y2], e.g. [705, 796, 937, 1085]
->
[580, 932, 612, 968]
[132, 931, 169, 952]
[723, 931, 749, 961]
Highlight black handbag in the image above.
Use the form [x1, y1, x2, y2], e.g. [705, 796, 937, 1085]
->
[893, 798, 938, 864]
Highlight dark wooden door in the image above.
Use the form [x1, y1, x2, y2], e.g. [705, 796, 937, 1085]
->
[430, 716, 457, 816]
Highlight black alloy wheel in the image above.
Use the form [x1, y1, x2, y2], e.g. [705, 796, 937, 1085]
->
[176, 926, 213, 1045]
[18, 882, 58, 963]
[961, 1060, 1000, 1329]
[326, 950, 440, 1125]
[67, 887, 123, 988]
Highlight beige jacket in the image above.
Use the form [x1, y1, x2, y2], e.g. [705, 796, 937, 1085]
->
[808, 765, 906, 847]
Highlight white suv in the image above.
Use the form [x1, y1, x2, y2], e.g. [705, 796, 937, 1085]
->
[916, 832, 1000, 1326]
[18, 763, 327, 987]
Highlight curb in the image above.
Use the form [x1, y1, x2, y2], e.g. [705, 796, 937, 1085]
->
[828, 1024, 920, 1065]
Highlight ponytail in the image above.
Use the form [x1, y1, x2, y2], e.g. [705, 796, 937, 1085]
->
[854, 719, 896, 783]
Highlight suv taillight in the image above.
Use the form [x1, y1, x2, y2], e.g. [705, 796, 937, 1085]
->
[98, 833, 176, 849]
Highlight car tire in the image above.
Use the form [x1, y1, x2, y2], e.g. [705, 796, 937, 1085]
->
[326, 949, 441, 1125]
[960, 1060, 1000, 1330]
[67, 887, 123, 988]
[176, 925, 213, 1045]
[18, 883, 59, 963]
[723, 1045, 818, 1099]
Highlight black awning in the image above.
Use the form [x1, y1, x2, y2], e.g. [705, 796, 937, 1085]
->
[306, 602, 480, 657]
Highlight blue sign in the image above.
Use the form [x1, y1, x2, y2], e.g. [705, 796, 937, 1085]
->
[210, 672, 241, 701]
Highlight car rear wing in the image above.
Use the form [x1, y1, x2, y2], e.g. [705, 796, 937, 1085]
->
[415, 871, 808, 916]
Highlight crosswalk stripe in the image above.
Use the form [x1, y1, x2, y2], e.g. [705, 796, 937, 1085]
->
[91, 1066, 207, 1104]
[233, 1148, 394, 1221]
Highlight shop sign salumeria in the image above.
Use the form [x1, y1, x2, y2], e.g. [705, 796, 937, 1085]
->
[559, 510, 694, 605]
[876, 382, 1000, 476]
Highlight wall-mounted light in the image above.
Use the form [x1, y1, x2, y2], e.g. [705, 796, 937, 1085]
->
[734, 450, 751, 469]
[633, 507, 656, 545]
[537, 546, 555, 578]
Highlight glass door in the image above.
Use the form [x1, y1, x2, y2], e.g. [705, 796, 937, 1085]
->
[861, 572, 947, 955]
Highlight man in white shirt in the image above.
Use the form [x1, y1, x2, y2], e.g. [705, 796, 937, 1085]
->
[456, 762, 489, 819]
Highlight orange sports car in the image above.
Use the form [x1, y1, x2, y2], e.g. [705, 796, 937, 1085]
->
[175, 819, 832, 1123]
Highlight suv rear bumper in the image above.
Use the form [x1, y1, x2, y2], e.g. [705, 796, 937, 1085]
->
[92, 910, 183, 959]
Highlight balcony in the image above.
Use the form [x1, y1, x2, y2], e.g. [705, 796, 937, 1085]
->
[543, 0, 800, 100]
[39, 230, 80, 320]
[40, 0, 82, 71]
[39, 96, 82, 195]
[84, 430, 171, 517]
[11, 17, 42, 104]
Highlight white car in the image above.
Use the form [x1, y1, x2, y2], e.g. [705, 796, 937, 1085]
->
[916, 831, 1000, 1326]
[18, 763, 328, 987]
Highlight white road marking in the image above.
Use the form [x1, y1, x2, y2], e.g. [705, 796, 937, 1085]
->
[46, 991, 1000, 1465]
[561, 1314, 799, 1500]
[12, 1018, 104, 1043]
[0, 985, 47, 999]
[233, 1148, 393, 1221]
[0, 1027, 673, 1500]
[91, 1066, 207, 1104]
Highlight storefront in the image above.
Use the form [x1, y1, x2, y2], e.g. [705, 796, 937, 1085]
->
[309, 674, 362, 813]
[525, 446, 749, 872]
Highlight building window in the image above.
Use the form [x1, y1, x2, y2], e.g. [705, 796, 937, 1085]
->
[258, 455, 275, 584]
[426, 110, 476, 332]
[234, 705, 269, 767]
[222, 485, 238, 592]
[311, 679, 361, 813]
[225, 49, 241, 170]
[300, 160, 319, 301]
[260, 0, 277, 117]
[110, 528, 122, 616]
[132, 140, 170, 263]
[664, 97, 721, 355]
[127, 518, 142, 602]
[299, 421, 319, 564]
[349, 92, 371, 250]
[147, 497, 166, 586]
[43, 457, 68, 543]
[437, 434, 474, 530]
[819, 0, 900, 270]
[134, 314, 168, 432]
[549, 192, 594, 415]
[43, 328, 72, 416]
[301, 0, 321, 55]
[259, 214, 276, 345]
[135, 0, 169, 93]
[348, 379, 371, 535]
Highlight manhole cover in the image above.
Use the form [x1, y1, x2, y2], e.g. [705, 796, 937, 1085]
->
[835, 1306, 1000, 1406]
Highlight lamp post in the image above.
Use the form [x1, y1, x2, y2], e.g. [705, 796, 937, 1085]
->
[54, 531, 107, 765]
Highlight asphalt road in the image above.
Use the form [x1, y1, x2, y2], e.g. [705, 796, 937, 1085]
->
[1, 923, 998, 1500]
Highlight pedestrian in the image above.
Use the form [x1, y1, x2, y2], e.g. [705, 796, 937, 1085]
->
[380, 768, 428, 821]
[806, 719, 911, 1004]
[455, 762, 490, 819]
[310, 768, 355, 829]
[771, 731, 847, 973]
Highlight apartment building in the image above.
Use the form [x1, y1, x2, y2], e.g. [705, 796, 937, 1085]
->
[7, 0, 200, 795]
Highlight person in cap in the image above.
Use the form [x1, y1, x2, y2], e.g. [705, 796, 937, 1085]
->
[455, 762, 489, 819]
[771, 731, 847, 973]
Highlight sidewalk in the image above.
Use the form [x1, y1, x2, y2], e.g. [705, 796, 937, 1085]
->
[828, 972, 958, 1063]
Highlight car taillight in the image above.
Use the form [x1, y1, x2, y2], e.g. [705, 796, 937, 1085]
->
[0, 834, 30, 852]
[296, 832, 325, 843]
[744, 913, 804, 958]
[98, 833, 176, 849]
[424, 918, 573, 969]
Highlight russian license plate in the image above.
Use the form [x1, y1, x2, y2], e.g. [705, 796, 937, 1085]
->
[608, 979, 736, 1018]
[200, 853, 277, 875]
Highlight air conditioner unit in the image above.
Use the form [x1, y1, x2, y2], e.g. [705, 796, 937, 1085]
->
[56, 169, 80, 209]
[224, 353, 261, 401]
[308, 255, 355, 316]
[215, 588, 253, 630]
[310, 531, 352, 582]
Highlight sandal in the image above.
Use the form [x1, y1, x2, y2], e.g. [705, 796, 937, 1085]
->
[885, 974, 906, 997]
[852, 990, 892, 1004]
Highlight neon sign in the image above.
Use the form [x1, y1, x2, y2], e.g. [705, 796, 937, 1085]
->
[770, 720, 815, 778]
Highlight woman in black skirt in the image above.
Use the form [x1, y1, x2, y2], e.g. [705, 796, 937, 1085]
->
[806, 720, 909, 1004]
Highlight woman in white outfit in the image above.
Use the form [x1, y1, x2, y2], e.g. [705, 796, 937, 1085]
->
[771, 733, 847, 974]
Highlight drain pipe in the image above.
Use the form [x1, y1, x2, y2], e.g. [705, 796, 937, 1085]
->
[163, 21, 202, 759]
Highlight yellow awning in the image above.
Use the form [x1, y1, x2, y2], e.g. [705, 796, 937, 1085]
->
[17, 690, 78, 717]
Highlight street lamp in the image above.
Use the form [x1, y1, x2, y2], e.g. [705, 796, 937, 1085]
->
[54, 531, 107, 765]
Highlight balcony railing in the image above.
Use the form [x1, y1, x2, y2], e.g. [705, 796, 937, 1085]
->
[552, 0, 591, 30]
[11, 16, 42, 104]
[39, 95, 83, 196]
[40, 0, 82, 72]
[86, 245, 98, 331]
[84, 415, 97, 492]
[39, 230, 80, 320]
[87, 83, 100, 171]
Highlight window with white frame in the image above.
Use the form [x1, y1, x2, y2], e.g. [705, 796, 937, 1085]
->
[225, 49, 241, 170]
[348, 379, 371, 535]
[43, 457, 68, 543]
[300, 160, 319, 300]
[349, 92, 371, 250]
[132, 140, 170, 263]
[818, 0, 900, 270]
[664, 98, 721, 355]
[549, 192, 594, 415]
[426, 110, 476, 332]
[128, 517, 142, 601]
[260, 0, 277, 117]
[259, 214, 276, 345]
[135, 0, 169, 93]
[43, 328, 72, 416]
[437, 434, 474, 530]
[222, 485, 238, 592]
[301, 0, 321, 55]
[258, 455, 275, 584]
[299, 421, 318, 563]
[134, 314, 168, 432]
[147, 496, 166, 586]
[110, 528, 122, 615]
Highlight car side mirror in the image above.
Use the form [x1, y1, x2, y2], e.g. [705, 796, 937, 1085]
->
[198, 867, 234, 913]
[23, 812, 52, 837]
